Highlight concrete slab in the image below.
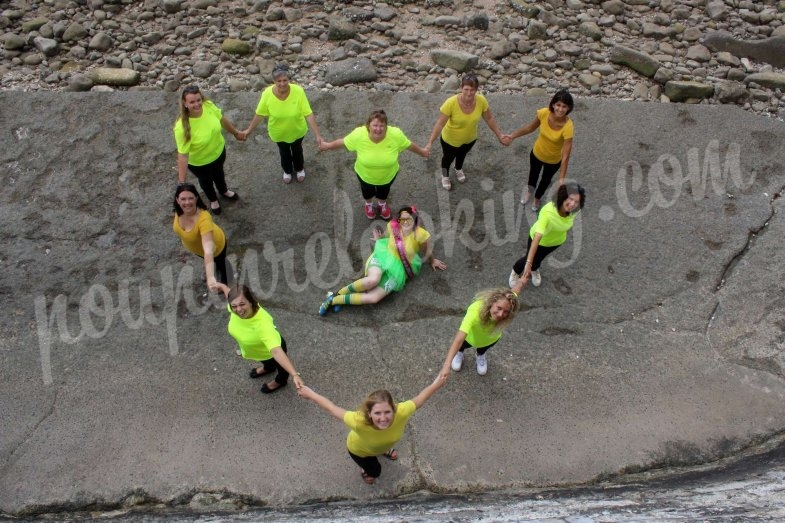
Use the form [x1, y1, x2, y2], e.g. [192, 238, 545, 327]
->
[1, 92, 784, 516]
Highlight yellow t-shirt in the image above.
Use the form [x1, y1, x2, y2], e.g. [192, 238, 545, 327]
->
[459, 299, 503, 348]
[172, 210, 226, 257]
[439, 94, 489, 147]
[173, 100, 226, 166]
[344, 400, 416, 457]
[532, 107, 574, 164]
[385, 223, 430, 261]
[530, 201, 577, 247]
[227, 305, 282, 361]
[343, 125, 412, 185]
[254, 83, 312, 143]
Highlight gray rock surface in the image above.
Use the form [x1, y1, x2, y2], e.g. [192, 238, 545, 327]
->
[1, 91, 785, 517]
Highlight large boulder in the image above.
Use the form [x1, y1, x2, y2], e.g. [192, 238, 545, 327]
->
[328, 17, 357, 41]
[703, 32, 785, 69]
[609, 45, 660, 78]
[713, 80, 750, 104]
[744, 72, 785, 91]
[430, 49, 478, 72]
[89, 67, 140, 87]
[324, 57, 377, 86]
[221, 38, 252, 55]
[664, 80, 714, 102]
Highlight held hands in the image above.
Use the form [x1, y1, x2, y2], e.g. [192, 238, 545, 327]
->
[500, 134, 513, 146]
[297, 385, 315, 399]
[292, 374, 304, 390]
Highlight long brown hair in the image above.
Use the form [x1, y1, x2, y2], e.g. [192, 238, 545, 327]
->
[359, 390, 396, 426]
[176, 85, 207, 143]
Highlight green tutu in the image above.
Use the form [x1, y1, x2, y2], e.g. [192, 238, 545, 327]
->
[365, 238, 422, 293]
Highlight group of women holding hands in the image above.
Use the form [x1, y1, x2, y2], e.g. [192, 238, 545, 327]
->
[169, 65, 588, 485]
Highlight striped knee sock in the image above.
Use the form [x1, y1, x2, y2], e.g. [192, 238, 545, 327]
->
[332, 293, 363, 306]
[337, 281, 366, 295]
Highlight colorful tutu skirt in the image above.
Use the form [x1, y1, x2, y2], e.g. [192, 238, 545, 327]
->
[365, 238, 422, 293]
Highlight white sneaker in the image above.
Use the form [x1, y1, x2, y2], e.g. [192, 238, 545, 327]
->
[296, 170, 305, 182]
[451, 352, 464, 372]
[455, 169, 466, 183]
[282, 172, 292, 184]
[531, 270, 541, 287]
[508, 270, 520, 289]
[476, 354, 488, 375]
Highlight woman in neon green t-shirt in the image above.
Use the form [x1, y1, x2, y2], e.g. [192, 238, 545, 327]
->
[319, 109, 429, 220]
[240, 65, 323, 184]
[297, 375, 445, 484]
[505, 89, 575, 212]
[425, 74, 507, 191]
[174, 85, 243, 215]
[509, 182, 586, 290]
[440, 288, 521, 377]
[318, 206, 446, 315]
[211, 283, 305, 394]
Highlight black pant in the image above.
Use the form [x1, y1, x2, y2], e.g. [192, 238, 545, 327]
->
[528, 150, 561, 200]
[276, 137, 305, 175]
[357, 173, 397, 201]
[258, 337, 290, 385]
[458, 338, 498, 356]
[440, 137, 476, 174]
[349, 450, 382, 478]
[189, 147, 228, 203]
[198, 242, 232, 285]
[513, 235, 562, 274]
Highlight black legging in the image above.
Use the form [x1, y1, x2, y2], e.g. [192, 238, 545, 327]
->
[276, 137, 305, 175]
[440, 137, 476, 174]
[357, 173, 397, 200]
[257, 337, 290, 385]
[528, 150, 561, 200]
[457, 338, 498, 356]
[189, 147, 228, 203]
[512, 235, 562, 274]
[348, 450, 382, 478]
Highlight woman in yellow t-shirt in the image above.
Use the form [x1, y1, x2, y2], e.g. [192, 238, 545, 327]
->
[509, 182, 586, 291]
[297, 374, 445, 484]
[318, 206, 446, 315]
[174, 85, 243, 215]
[172, 183, 231, 286]
[506, 89, 575, 212]
[319, 109, 429, 220]
[211, 283, 305, 394]
[440, 288, 521, 377]
[240, 64, 323, 184]
[425, 74, 507, 191]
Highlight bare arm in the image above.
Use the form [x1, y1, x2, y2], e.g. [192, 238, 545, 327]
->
[200, 230, 218, 288]
[419, 238, 447, 271]
[411, 374, 446, 409]
[270, 346, 304, 389]
[177, 153, 189, 183]
[509, 116, 541, 141]
[305, 113, 323, 144]
[408, 142, 429, 158]
[440, 329, 468, 379]
[513, 232, 543, 294]
[558, 138, 573, 184]
[319, 137, 345, 151]
[426, 113, 449, 149]
[220, 115, 243, 140]
[297, 385, 347, 421]
[482, 109, 506, 143]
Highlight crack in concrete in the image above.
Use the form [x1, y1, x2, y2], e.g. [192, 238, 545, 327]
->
[1, 389, 59, 476]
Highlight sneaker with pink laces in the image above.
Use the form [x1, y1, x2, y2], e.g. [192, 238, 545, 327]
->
[378, 201, 391, 220]
[364, 202, 376, 220]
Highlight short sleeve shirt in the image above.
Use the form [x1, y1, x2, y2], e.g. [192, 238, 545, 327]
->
[173, 100, 226, 166]
[227, 305, 282, 361]
[172, 209, 226, 257]
[459, 299, 503, 349]
[343, 125, 412, 185]
[343, 400, 416, 457]
[385, 223, 430, 261]
[530, 201, 577, 247]
[532, 107, 574, 165]
[254, 84, 312, 143]
[439, 94, 489, 147]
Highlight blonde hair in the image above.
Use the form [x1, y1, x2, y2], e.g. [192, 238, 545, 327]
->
[475, 288, 520, 331]
[359, 390, 396, 426]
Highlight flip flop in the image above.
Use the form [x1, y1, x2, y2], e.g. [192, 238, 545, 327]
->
[249, 367, 271, 379]
[361, 471, 376, 485]
[261, 382, 287, 394]
[384, 448, 398, 461]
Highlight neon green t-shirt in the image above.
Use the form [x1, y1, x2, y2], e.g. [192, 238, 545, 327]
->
[172, 209, 226, 257]
[343, 400, 416, 457]
[532, 107, 574, 164]
[343, 125, 412, 185]
[173, 100, 226, 166]
[459, 299, 503, 348]
[439, 94, 489, 147]
[385, 222, 430, 261]
[254, 83, 312, 143]
[227, 305, 282, 362]
[530, 201, 577, 247]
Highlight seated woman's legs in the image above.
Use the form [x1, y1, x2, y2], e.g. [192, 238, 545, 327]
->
[331, 267, 389, 305]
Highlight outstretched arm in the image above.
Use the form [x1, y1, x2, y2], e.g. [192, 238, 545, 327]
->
[508, 115, 540, 142]
[408, 142, 430, 159]
[420, 238, 447, 271]
[319, 137, 345, 151]
[513, 232, 543, 294]
[557, 138, 573, 185]
[482, 109, 506, 144]
[425, 113, 449, 151]
[305, 113, 323, 145]
[411, 374, 446, 409]
[270, 347, 304, 389]
[297, 386, 347, 421]
[440, 329, 468, 379]
[221, 116, 244, 141]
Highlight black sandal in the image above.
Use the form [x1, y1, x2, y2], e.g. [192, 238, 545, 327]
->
[249, 367, 271, 379]
[261, 382, 287, 394]
[222, 191, 239, 201]
[384, 448, 398, 461]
